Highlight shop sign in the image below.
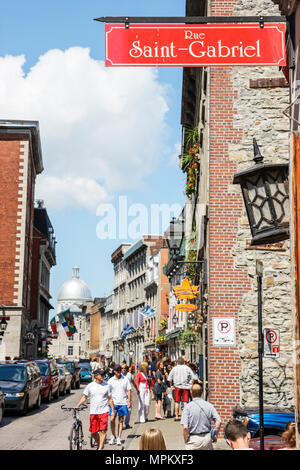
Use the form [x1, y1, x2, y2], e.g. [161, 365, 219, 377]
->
[105, 24, 285, 67]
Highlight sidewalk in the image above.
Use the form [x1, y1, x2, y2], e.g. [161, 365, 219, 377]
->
[122, 391, 230, 451]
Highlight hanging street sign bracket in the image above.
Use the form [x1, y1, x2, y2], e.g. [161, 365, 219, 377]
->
[94, 16, 287, 29]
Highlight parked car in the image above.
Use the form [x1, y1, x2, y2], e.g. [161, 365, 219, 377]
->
[57, 360, 81, 389]
[250, 435, 286, 450]
[79, 362, 92, 383]
[233, 407, 295, 438]
[0, 387, 5, 425]
[57, 364, 72, 395]
[35, 359, 60, 402]
[0, 361, 42, 414]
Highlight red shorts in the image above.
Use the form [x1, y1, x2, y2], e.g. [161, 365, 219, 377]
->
[174, 387, 190, 403]
[89, 412, 109, 433]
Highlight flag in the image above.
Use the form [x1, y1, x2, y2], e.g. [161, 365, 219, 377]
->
[121, 326, 135, 340]
[120, 324, 132, 339]
[140, 305, 150, 317]
[58, 309, 77, 337]
[50, 317, 57, 335]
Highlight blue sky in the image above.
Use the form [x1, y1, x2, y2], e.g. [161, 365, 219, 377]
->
[0, 0, 187, 309]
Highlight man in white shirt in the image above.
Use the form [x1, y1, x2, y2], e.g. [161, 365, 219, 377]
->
[75, 369, 114, 450]
[108, 364, 132, 446]
[167, 356, 194, 421]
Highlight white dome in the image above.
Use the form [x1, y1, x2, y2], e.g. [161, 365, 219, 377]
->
[57, 266, 92, 303]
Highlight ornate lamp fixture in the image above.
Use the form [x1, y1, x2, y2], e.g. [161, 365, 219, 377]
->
[164, 217, 185, 257]
[233, 138, 289, 246]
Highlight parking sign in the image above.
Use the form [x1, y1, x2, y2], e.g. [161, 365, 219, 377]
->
[264, 328, 280, 358]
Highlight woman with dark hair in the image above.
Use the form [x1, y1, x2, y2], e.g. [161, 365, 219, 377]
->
[153, 361, 166, 420]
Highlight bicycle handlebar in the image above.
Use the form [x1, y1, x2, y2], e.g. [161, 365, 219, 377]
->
[61, 403, 88, 411]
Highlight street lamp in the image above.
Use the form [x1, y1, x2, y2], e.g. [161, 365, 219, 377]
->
[0, 317, 8, 336]
[172, 313, 178, 329]
[233, 138, 289, 246]
[164, 217, 185, 257]
[146, 325, 151, 338]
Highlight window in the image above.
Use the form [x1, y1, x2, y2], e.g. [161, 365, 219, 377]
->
[68, 335, 74, 341]
[79, 333, 82, 341]
[68, 346, 73, 356]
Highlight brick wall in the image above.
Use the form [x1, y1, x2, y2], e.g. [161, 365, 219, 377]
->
[0, 138, 21, 305]
[208, 0, 251, 423]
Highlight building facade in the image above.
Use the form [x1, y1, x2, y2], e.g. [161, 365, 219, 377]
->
[0, 120, 44, 360]
[175, 0, 295, 423]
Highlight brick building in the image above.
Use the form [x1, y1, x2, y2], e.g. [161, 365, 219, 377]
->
[176, 0, 295, 425]
[0, 120, 43, 360]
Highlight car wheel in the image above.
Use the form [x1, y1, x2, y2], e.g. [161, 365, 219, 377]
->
[46, 388, 52, 403]
[35, 393, 42, 409]
[21, 396, 29, 415]
[67, 385, 71, 394]
[55, 387, 60, 400]
[76, 380, 80, 390]
[63, 384, 66, 396]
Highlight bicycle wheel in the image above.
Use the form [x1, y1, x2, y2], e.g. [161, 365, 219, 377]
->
[69, 425, 76, 450]
[76, 423, 84, 450]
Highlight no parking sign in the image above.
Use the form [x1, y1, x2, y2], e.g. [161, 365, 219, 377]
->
[264, 328, 280, 358]
[213, 318, 236, 346]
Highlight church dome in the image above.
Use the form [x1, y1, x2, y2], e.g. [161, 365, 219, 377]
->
[57, 266, 93, 303]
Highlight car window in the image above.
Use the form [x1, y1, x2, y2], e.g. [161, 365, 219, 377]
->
[36, 362, 50, 376]
[0, 365, 26, 382]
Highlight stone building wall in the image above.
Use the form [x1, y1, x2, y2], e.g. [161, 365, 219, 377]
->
[230, 0, 294, 408]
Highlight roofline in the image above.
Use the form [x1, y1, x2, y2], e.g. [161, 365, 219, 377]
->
[0, 120, 43, 174]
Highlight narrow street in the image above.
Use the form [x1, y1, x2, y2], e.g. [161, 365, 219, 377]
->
[0, 383, 230, 451]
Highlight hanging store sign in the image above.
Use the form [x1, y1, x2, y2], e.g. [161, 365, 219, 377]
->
[105, 24, 286, 67]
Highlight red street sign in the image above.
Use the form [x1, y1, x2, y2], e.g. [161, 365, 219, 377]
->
[105, 24, 286, 67]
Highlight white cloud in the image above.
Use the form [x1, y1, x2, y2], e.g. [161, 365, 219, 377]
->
[0, 47, 169, 211]
[170, 141, 182, 166]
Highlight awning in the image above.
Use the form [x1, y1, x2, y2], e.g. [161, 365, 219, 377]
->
[166, 328, 182, 341]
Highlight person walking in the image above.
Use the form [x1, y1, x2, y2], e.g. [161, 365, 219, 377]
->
[91, 358, 98, 373]
[75, 368, 114, 450]
[135, 362, 151, 423]
[121, 364, 139, 429]
[107, 364, 131, 446]
[153, 361, 166, 420]
[167, 356, 194, 421]
[181, 383, 221, 450]
[224, 420, 252, 450]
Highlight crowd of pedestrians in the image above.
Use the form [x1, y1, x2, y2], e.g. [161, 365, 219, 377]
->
[76, 355, 297, 451]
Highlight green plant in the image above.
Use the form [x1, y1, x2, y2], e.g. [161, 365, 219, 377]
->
[160, 319, 168, 329]
[155, 335, 166, 345]
[179, 328, 198, 347]
[181, 127, 199, 199]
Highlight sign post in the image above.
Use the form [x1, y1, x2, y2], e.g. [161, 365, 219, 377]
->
[256, 260, 264, 451]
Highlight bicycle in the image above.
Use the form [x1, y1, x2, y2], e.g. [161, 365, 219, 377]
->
[61, 403, 88, 450]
